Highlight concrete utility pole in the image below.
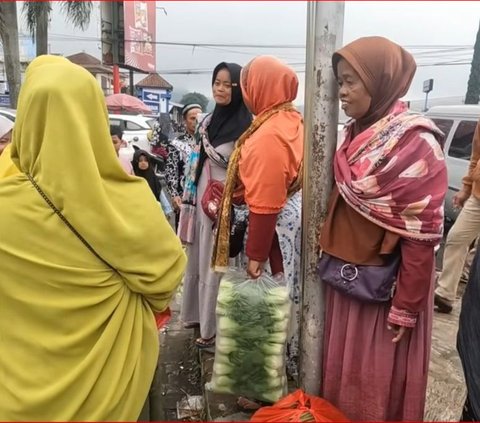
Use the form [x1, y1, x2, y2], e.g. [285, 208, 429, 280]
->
[299, 2, 345, 395]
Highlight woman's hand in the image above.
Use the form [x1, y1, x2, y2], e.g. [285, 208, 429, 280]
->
[387, 323, 410, 343]
[247, 259, 264, 279]
[173, 196, 182, 210]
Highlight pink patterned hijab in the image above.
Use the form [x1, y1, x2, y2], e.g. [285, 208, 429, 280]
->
[333, 38, 447, 242]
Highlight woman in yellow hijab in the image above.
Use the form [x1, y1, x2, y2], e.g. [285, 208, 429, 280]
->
[0, 56, 186, 421]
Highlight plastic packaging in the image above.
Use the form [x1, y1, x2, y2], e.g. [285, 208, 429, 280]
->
[159, 189, 174, 217]
[250, 389, 349, 422]
[208, 269, 291, 403]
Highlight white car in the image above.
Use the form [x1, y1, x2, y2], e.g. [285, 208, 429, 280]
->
[108, 114, 156, 153]
[0, 108, 16, 122]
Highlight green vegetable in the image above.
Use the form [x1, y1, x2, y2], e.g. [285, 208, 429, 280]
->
[213, 362, 233, 376]
[211, 271, 290, 403]
[263, 342, 284, 356]
[265, 287, 289, 305]
[264, 354, 284, 370]
[217, 316, 240, 333]
[261, 387, 285, 403]
[267, 332, 287, 344]
[272, 319, 288, 333]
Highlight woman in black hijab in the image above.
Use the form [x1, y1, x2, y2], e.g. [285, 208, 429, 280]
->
[132, 149, 162, 200]
[180, 62, 252, 349]
[195, 62, 252, 182]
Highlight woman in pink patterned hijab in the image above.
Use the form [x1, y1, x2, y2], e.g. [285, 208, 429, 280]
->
[318, 37, 447, 421]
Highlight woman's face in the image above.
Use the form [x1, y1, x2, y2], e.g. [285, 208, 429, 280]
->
[337, 58, 372, 120]
[138, 155, 149, 171]
[212, 68, 232, 106]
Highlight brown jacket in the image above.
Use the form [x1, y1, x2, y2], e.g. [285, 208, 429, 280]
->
[462, 120, 480, 199]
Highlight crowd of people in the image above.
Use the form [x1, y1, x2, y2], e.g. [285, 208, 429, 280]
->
[0, 35, 478, 422]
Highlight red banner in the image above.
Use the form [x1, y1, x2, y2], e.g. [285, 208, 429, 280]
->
[124, 1, 156, 73]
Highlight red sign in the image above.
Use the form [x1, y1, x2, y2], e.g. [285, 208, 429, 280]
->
[124, 1, 156, 73]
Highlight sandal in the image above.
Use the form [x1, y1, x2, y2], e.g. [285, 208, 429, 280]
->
[237, 396, 270, 411]
[195, 336, 215, 349]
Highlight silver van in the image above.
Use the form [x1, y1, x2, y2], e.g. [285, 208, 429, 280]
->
[426, 105, 480, 222]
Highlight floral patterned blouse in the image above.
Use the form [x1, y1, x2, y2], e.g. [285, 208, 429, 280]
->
[165, 132, 196, 198]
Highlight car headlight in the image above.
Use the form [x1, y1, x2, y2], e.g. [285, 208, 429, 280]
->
[147, 130, 153, 141]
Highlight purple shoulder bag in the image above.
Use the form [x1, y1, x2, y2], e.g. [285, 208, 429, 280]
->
[316, 251, 401, 303]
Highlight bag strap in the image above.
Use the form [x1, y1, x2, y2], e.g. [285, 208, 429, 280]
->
[26, 173, 117, 272]
[206, 160, 211, 181]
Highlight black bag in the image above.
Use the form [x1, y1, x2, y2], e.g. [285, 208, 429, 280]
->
[229, 204, 248, 258]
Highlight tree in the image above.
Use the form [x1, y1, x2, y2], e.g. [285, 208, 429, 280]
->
[180, 92, 209, 112]
[0, 2, 21, 108]
[23, 1, 93, 57]
[466, 20, 480, 104]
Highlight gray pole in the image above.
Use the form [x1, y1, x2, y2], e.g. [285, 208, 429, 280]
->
[299, 2, 345, 394]
[424, 92, 429, 112]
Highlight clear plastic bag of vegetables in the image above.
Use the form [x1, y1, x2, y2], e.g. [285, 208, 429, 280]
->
[208, 269, 291, 403]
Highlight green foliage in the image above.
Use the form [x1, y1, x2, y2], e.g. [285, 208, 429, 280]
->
[22, 1, 92, 39]
[466, 21, 480, 104]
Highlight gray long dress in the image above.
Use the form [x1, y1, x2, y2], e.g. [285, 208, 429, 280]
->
[180, 142, 234, 340]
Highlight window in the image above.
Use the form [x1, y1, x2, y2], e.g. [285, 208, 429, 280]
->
[146, 119, 156, 129]
[431, 118, 454, 139]
[448, 120, 477, 161]
[125, 120, 143, 130]
[109, 119, 123, 129]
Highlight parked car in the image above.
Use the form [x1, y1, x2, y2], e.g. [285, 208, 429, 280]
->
[426, 105, 480, 222]
[109, 114, 156, 153]
[0, 108, 154, 160]
[0, 107, 16, 122]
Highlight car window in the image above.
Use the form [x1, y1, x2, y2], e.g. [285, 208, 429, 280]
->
[448, 120, 477, 161]
[146, 119, 156, 129]
[109, 119, 123, 130]
[431, 118, 454, 139]
[125, 120, 143, 130]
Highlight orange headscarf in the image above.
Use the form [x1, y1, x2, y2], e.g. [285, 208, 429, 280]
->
[212, 56, 303, 271]
[239, 55, 303, 214]
[333, 36, 416, 133]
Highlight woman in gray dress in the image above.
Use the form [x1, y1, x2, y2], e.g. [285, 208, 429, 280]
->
[178, 62, 252, 348]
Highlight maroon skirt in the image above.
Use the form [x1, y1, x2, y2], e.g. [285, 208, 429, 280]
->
[322, 281, 433, 421]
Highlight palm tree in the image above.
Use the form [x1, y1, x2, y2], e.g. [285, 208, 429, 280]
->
[23, 1, 93, 57]
[466, 21, 480, 105]
[0, 2, 21, 108]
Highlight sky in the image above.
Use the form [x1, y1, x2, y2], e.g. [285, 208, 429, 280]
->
[30, 1, 480, 105]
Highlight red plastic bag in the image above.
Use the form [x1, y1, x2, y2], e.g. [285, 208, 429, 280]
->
[251, 389, 349, 422]
[154, 308, 171, 330]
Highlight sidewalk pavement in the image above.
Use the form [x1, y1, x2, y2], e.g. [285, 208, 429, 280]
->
[153, 277, 466, 421]
[144, 292, 204, 421]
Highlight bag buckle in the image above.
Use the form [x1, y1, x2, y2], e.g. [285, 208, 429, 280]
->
[340, 263, 358, 281]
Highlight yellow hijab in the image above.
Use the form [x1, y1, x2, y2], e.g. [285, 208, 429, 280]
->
[0, 56, 186, 420]
[0, 144, 19, 178]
